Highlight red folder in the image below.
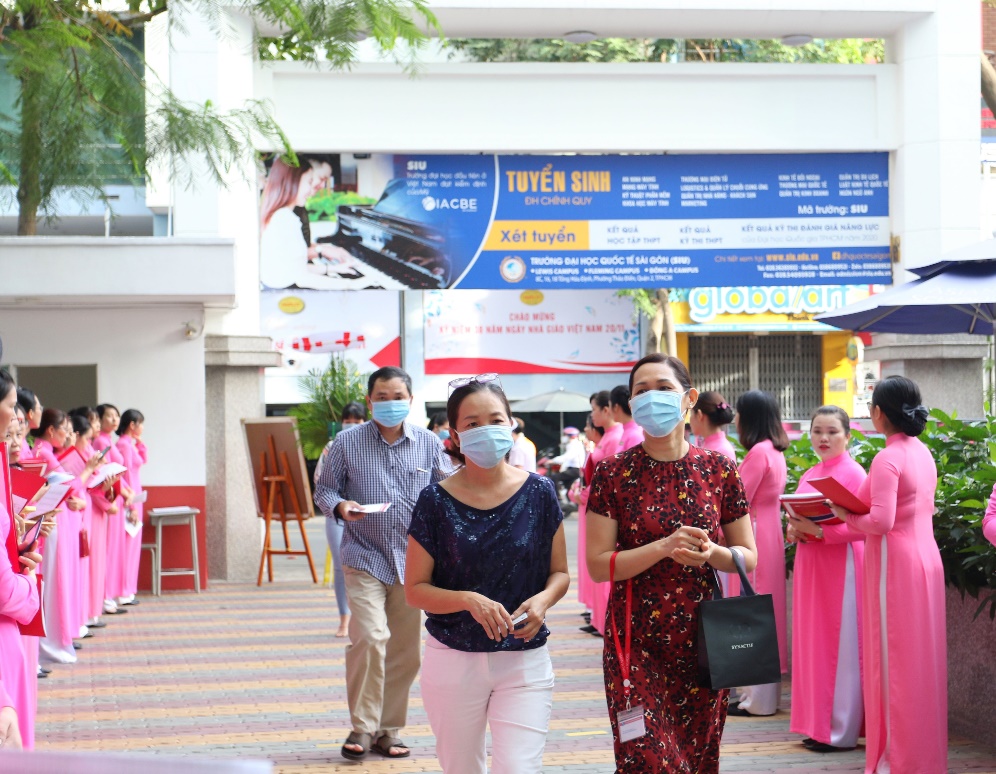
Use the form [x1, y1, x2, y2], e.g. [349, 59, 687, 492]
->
[10, 468, 47, 514]
[19, 460, 47, 477]
[807, 476, 870, 515]
[779, 493, 843, 525]
[2, 446, 44, 637]
[57, 446, 87, 478]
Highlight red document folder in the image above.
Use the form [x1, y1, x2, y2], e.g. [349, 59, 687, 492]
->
[10, 468, 47, 515]
[807, 476, 871, 515]
[19, 459, 47, 477]
[57, 446, 87, 477]
[779, 493, 842, 525]
[2, 445, 44, 637]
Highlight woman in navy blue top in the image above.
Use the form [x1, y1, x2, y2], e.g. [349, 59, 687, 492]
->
[406, 376, 569, 774]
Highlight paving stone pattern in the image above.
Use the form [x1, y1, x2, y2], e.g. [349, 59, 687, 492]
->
[35, 518, 996, 773]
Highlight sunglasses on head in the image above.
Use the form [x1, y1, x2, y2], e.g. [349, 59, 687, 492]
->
[447, 373, 502, 395]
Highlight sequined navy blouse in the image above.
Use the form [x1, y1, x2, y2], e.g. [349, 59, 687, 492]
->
[408, 473, 564, 653]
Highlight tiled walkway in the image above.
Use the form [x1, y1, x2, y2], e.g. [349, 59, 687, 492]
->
[34, 518, 996, 773]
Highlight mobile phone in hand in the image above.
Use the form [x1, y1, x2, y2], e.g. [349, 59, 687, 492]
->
[511, 612, 529, 628]
[19, 517, 46, 555]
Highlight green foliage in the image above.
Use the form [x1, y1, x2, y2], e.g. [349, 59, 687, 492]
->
[306, 189, 377, 222]
[0, 0, 435, 233]
[288, 355, 368, 460]
[257, 0, 438, 68]
[920, 409, 996, 618]
[448, 37, 884, 65]
[616, 288, 665, 320]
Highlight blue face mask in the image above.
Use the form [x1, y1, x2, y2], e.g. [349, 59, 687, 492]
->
[370, 399, 410, 428]
[629, 390, 688, 438]
[438, 429, 450, 441]
[457, 424, 514, 469]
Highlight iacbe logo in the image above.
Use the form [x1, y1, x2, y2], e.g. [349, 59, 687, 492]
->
[421, 196, 478, 213]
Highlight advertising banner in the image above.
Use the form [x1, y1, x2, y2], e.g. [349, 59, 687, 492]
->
[259, 152, 890, 291]
[260, 290, 401, 403]
[674, 285, 877, 332]
[423, 289, 640, 375]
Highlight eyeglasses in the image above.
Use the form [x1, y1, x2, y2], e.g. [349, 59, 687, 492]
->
[447, 373, 502, 395]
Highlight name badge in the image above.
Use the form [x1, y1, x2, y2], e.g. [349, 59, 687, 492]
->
[617, 704, 646, 743]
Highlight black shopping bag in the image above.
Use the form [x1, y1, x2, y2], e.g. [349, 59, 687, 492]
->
[697, 548, 781, 690]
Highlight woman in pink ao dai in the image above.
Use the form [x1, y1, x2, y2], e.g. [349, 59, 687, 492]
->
[728, 390, 788, 717]
[834, 376, 946, 774]
[115, 409, 147, 604]
[786, 406, 866, 752]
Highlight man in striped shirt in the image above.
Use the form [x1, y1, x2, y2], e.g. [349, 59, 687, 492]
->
[315, 366, 451, 761]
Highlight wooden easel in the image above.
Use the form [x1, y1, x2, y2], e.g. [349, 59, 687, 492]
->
[256, 434, 318, 585]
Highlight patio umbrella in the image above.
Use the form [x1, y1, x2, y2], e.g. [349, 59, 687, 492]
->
[814, 260, 996, 335]
[509, 388, 592, 435]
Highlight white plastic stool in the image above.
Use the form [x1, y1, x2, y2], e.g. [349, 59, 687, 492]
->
[146, 507, 201, 594]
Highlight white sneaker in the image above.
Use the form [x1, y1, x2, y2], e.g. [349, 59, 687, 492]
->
[117, 595, 135, 606]
[103, 600, 119, 614]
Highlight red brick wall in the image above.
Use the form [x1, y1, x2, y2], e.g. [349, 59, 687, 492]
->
[985, 2, 996, 54]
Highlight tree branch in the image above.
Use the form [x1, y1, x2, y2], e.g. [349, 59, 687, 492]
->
[982, 52, 996, 120]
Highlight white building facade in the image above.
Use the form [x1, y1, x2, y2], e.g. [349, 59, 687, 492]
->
[0, 0, 983, 583]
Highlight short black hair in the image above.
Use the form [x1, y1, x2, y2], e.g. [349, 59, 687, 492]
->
[735, 390, 789, 452]
[70, 413, 91, 435]
[590, 390, 611, 410]
[1, 372, 15, 405]
[609, 385, 631, 416]
[367, 366, 412, 397]
[96, 404, 119, 420]
[33, 407, 67, 439]
[342, 401, 367, 422]
[872, 375, 927, 437]
[117, 408, 145, 435]
[427, 411, 448, 431]
[446, 381, 513, 465]
[811, 405, 851, 434]
[16, 387, 37, 415]
[628, 353, 692, 394]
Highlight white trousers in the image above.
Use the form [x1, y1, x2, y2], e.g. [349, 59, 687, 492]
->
[420, 636, 554, 774]
[738, 681, 780, 715]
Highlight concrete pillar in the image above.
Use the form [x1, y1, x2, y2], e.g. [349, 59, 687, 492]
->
[870, 6, 985, 408]
[865, 333, 988, 420]
[890, 2, 980, 270]
[205, 335, 282, 581]
[168, 7, 261, 338]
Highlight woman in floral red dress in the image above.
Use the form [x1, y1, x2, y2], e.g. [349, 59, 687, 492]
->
[586, 353, 758, 773]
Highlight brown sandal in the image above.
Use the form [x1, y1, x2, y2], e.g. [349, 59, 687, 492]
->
[341, 731, 371, 760]
[371, 735, 411, 758]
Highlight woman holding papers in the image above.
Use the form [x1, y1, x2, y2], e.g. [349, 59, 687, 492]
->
[116, 410, 147, 607]
[93, 405, 128, 614]
[32, 409, 84, 664]
[67, 414, 98, 635]
[785, 406, 866, 753]
[690, 391, 737, 462]
[727, 390, 788, 717]
[832, 376, 946, 774]
[0, 370, 42, 749]
[406, 375, 568, 774]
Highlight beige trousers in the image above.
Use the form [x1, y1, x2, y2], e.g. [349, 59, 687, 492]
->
[343, 566, 422, 737]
